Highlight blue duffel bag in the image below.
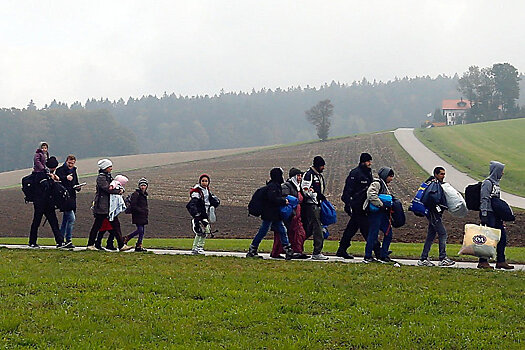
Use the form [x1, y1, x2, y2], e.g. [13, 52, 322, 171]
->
[320, 199, 337, 226]
[280, 195, 299, 220]
[408, 181, 429, 217]
[369, 194, 393, 212]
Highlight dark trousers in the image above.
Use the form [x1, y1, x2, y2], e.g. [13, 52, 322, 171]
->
[364, 212, 393, 259]
[303, 204, 324, 255]
[338, 208, 381, 256]
[479, 212, 507, 263]
[29, 203, 64, 245]
[88, 214, 124, 248]
[421, 211, 448, 260]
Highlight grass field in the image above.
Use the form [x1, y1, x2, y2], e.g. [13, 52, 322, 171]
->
[415, 119, 525, 196]
[1, 237, 525, 264]
[0, 249, 523, 349]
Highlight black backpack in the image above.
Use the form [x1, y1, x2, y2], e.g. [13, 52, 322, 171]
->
[464, 182, 482, 211]
[52, 181, 72, 211]
[248, 186, 267, 217]
[21, 173, 36, 203]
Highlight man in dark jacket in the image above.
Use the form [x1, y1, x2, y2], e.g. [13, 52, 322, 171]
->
[417, 167, 455, 267]
[55, 155, 80, 249]
[86, 159, 132, 251]
[28, 156, 65, 248]
[246, 168, 293, 260]
[337, 153, 381, 259]
[302, 156, 328, 260]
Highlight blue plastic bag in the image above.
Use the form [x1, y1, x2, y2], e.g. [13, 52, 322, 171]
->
[320, 199, 337, 226]
[280, 195, 299, 220]
[369, 194, 392, 212]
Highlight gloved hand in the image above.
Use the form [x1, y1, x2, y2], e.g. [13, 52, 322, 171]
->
[480, 214, 489, 226]
[344, 204, 352, 216]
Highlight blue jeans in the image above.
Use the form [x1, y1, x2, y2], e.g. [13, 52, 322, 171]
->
[251, 220, 289, 248]
[421, 211, 448, 260]
[60, 210, 75, 242]
[364, 212, 393, 259]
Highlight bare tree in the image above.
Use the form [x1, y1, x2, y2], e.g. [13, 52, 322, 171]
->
[305, 99, 333, 141]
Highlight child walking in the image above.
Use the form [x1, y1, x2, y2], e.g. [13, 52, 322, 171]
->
[186, 174, 220, 255]
[123, 178, 149, 252]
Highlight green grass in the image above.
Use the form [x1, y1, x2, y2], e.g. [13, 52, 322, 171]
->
[1, 237, 525, 263]
[415, 119, 525, 196]
[0, 250, 522, 349]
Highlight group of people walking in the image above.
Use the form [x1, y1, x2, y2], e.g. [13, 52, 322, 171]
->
[26, 142, 515, 269]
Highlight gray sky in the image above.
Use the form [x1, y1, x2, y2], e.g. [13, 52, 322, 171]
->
[1, 0, 523, 108]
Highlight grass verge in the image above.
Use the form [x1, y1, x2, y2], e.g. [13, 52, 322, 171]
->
[0, 249, 523, 349]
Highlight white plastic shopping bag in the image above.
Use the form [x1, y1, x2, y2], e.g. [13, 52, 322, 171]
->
[442, 182, 468, 218]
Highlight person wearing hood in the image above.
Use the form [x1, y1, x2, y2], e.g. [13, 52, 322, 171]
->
[270, 168, 308, 259]
[302, 156, 328, 260]
[28, 156, 65, 248]
[363, 167, 396, 263]
[478, 161, 513, 269]
[33, 142, 49, 173]
[186, 174, 220, 255]
[86, 159, 133, 252]
[337, 153, 381, 259]
[246, 167, 293, 260]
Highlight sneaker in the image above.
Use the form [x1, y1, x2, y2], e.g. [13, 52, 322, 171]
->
[105, 245, 117, 251]
[417, 259, 435, 267]
[311, 254, 329, 261]
[63, 241, 76, 249]
[379, 256, 398, 264]
[336, 250, 354, 259]
[56, 242, 66, 248]
[86, 245, 98, 251]
[192, 219, 202, 234]
[135, 246, 147, 252]
[438, 257, 455, 267]
[292, 253, 309, 259]
[363, 257, 379, 263]
[119, 244, 133, 252]
[197, 248, 205, 254]
[28, 243, 40, 249]
[94, 244, 104, 251]
[246, 245, 262, 258]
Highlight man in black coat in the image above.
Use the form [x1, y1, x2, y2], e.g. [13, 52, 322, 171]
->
[28, 156, 65, 248]
[246, 168, 293, 260]
[337, 153, 380, 259]
[55, 154, 81, 248]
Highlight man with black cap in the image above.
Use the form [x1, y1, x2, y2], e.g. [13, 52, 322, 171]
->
[337, 153, 381, 259]
[28, 156, 65, 248]
[302, 156, 328, 260]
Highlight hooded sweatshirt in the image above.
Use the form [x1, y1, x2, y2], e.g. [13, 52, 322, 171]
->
[363, 166, 393, 210]
[480, 161, 504, 216]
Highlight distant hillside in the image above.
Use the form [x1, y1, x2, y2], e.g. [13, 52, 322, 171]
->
[415, 119, 525, 196]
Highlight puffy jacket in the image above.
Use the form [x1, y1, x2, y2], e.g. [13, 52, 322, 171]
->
[33, 149, 48, 173]
[130, 189, 149, 225]
[261, 181, 287, 222]
[341, 163, 373, 211]
[92, 171, 121, 215]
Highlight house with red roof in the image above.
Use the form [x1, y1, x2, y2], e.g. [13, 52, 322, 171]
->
[442, 98, 470, 125]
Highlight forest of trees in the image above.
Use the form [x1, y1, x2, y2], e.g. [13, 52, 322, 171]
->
[1, 73, 524, 172]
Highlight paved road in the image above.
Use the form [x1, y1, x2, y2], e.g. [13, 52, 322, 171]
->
[1, 244, 523, 271]
[394, 128, 525, 209]
[0, 146, 267, 188]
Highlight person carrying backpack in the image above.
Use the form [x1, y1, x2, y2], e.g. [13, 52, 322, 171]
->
[478, 161, 513, 269]
[246, 168, 293, 260]
[417, 167, 455, 267]
[363, 167, 396, 263]
[28, 156, 65, 248]
[186, 174, 220, 255]
[123, 177, 150, 252]
[337, 153, 381, 259]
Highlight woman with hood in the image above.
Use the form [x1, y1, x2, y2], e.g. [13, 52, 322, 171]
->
[186, 174, 220, 255]
[270, 168, 308, 259]
[33, 142, 49, 173]
[246, 167, 293, 260]
[363, 167, 396, 263]
[478, 161, 514, 269]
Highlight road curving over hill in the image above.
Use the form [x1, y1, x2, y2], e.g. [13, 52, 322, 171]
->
[394, 128, 525, 209]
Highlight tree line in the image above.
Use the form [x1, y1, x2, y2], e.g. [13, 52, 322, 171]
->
[2, 71, 524, 172]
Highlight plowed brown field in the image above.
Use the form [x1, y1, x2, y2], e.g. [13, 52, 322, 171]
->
[1, 132, 523, 246]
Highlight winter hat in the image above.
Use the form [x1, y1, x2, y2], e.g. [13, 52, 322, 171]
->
[46, 156, 58, 169]
[288, 167, 302, 178]
[360, 152, 372, 163]
[39, 141, 49, 149]
[138, 177, 149, 187]
[97, 158, 112, 170]
[313, 156, 325, 169]
[199, 173, 210, 184]
[114, 175, 128, 187]
[378, 167, 394, 181]
[270, 167, 284, 184]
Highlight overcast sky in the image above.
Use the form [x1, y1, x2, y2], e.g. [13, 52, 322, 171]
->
[1, 0, 523, 108]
